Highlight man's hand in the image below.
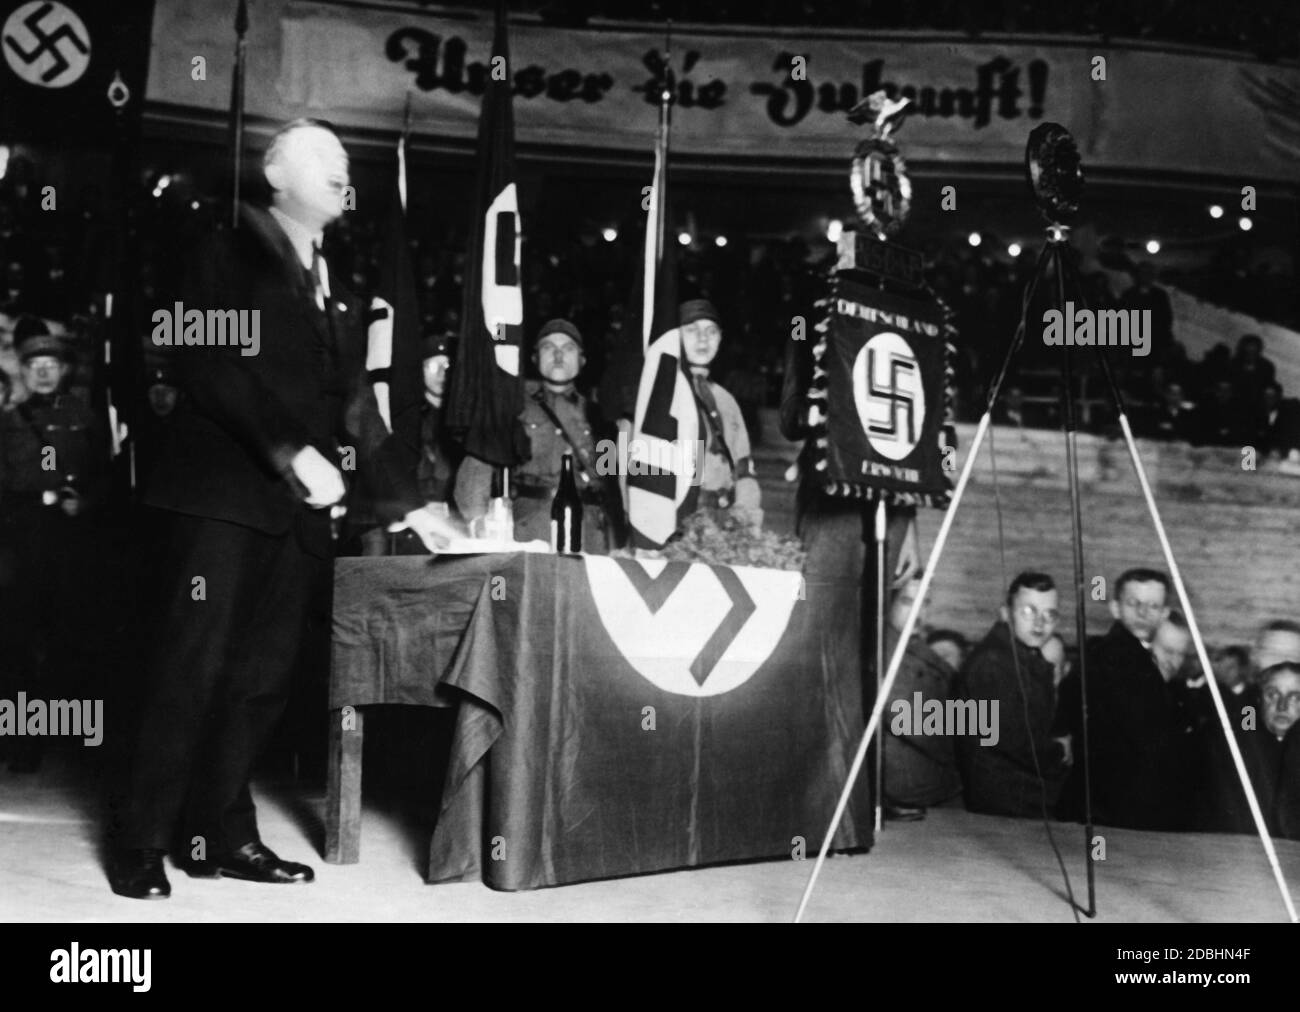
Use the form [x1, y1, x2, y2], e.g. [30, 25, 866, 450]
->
[289, 446, 346, 508]
[1053, 735, 1074, 767]
[892, 517, 920, 588]
[402, 506, 467, 553]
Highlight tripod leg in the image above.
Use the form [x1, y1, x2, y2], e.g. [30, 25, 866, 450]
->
[1049, 243, 1098, 917]
[1058, 249, 1297, 922]
[874, 494, 887, 834]
[796, 413, 993, 921]
[795, 244, 1054, 922]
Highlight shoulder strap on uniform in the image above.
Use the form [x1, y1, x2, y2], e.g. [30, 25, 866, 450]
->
[688, 376, 736, 478]
[530, 387, 598, 486]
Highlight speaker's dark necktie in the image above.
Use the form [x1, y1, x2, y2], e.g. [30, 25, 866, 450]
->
[306, 242, 341, 378]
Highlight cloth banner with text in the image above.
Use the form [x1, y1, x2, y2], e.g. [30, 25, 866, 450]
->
[144, 0, 1300, 181]
[815, 277, 949, 503]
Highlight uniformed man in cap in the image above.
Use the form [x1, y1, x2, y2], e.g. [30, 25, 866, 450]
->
[0, 317, 106, 771]
[679, 298, 762, 526]
[351, 330, 464, 555]
[135, 363, 181, 489]
[455, 318, 613, 552]
[414, 331, 461, 513]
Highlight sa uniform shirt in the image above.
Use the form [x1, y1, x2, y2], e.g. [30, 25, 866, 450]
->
[0, 393, 103, 505]
[692, 376, 761, 519]
[455, 381, 597, 516]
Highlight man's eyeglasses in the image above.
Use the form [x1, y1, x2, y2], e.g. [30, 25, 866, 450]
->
[1121, 599, 1165, 615]
[1015, 605, 1059, 624]
[1263, 689, 1300, 710]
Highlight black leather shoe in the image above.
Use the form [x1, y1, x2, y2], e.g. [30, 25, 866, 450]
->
[885, 804, 927, 822]
[109, 849, 171, 899]
[200, 841, 315, 884]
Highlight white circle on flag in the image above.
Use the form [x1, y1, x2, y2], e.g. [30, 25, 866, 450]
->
[3, 2, 91, 89]
[583, 557, 800, 698]
[853, 331, 925, 461]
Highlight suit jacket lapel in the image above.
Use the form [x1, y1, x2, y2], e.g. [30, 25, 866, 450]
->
[239, 203, 334, 348]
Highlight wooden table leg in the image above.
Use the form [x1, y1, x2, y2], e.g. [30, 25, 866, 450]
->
[325, 706, 364, 864]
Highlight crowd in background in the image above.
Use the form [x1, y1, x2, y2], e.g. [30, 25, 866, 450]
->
[4, 139, 1300, 838]
[2, 162, 1296, 461]
[883, 567, 1300, 839]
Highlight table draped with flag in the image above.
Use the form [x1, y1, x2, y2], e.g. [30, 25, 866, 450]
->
[329, 553, 874, 888]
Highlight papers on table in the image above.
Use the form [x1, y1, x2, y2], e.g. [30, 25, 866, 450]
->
[436, 538, 553, 555]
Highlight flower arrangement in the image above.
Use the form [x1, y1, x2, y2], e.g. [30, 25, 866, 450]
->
[661, 506, 806, 572]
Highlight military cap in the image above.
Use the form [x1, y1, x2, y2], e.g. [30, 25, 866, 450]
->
[14, 316, 68, 363]
[536, 318, 583, 349]
[422, 331, 456, 361]
[679, 299, 720, 326]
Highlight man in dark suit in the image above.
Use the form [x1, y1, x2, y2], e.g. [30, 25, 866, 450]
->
[109, 119, 459, 899]
[955, 572, 1070, 818]
[1255, 382, 1300, 460]
[1199, 662, 1300, 836]
[1067, 568, 1192, 831]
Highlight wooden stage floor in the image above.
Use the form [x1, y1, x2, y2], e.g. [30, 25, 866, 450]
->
[1, 751, 1296, 923]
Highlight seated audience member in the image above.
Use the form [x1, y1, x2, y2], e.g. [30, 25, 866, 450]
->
[1194, 342, 1232, 402]
[1254, 620, 1300, 674]
[1141, 380, 1196, 443]
[1071, 568, 1193, 830]
[926, 629, 969, 675]
[1151, 611, 1192, 681]
[1214, 645, 1253, 696]
[1202, 662, 1300, 836]
[1151, 611, 1208, 739]
[1191, 378, 1249, 448]
[955, 572, 1070, 818]
[1270, 664, 1300, 839]
[1202, 644, 1258, 728]
[882, 581, 962, 819]
[1228, 334, 1276, 407]
[1253, 383, 1300, 460]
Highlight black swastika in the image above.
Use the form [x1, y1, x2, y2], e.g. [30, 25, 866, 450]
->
[4, 2, 89, 85]
[866, 347, 918, 444]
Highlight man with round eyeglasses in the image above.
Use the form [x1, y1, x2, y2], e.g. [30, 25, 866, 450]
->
[1204, 662, 1300, 836]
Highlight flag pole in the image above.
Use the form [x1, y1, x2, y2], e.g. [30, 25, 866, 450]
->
[230, 0, 249, 228]
[641, 23, 673, 352]
[399, 90, 411, 214]
[656, 21, 672, 268]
